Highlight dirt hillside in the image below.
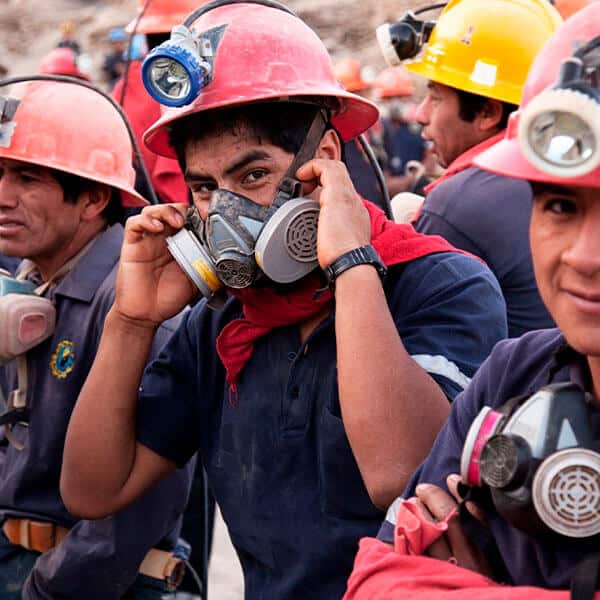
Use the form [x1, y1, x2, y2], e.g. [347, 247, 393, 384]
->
[0, 0, 432, 83]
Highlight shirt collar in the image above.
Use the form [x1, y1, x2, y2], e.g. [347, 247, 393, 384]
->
[53, 224, 124, 303]
[424, 131, 506, 194]
[548, 337, 593, 393]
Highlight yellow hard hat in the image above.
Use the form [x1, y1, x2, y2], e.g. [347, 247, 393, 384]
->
[404, 0, 562, 105]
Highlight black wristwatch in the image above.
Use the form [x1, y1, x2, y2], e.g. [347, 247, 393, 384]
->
[324, 245, 387, 290]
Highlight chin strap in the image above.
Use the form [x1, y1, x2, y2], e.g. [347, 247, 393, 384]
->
[272, 109, 329, 208]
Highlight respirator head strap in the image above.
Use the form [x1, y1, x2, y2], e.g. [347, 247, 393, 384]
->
[273, 108, 329, 208]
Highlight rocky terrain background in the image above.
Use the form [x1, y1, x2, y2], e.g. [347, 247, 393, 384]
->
[0, 0, 432, 83]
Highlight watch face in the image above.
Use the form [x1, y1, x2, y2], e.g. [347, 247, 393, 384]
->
[324, 245, 387, 288]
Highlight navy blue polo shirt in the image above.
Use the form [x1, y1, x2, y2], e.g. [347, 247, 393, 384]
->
[0, 254, 19, 274]
[0, 225, 192, 599]
[378, 328, 600, 589]
[414, 167, 554, 337]
[382, 119, 426, 176]
[136, 251, 507, 600]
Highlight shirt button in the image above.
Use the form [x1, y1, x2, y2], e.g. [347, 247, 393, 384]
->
[289, 384, 300, 399]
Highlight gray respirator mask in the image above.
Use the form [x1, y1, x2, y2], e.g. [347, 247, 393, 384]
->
[166, 110, 327, 308]
[461, 382, 600, 540]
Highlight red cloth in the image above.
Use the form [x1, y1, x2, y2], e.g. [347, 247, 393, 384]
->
[343, 499, 595, 599]
[112, 62, 189, 204]
[424, 132, 506, 195]
[216, 200, 466, 389]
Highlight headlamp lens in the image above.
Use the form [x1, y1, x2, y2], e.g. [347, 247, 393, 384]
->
[148, 57, 192, 102]
[528, 110, 596, 168]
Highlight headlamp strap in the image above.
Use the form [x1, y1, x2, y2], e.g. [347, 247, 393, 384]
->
[273, 109, 328, 208]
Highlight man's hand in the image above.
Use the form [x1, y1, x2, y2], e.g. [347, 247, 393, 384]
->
[115, 204, 197, 327]
[295, 159, 371, 268]
[414, 475, 494, 577]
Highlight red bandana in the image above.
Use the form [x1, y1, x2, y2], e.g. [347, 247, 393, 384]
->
[216, 200, 468, 392]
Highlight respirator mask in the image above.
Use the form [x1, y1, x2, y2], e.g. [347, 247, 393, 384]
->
[0, 271, 56, 364]
[460, 382, 600, 540]
[518, 35, 600, 178]
[165, 109, 327, 308]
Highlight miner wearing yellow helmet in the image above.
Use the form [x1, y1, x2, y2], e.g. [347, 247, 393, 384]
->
[377, 0, 562, 337]
[0, 80, 191, 598]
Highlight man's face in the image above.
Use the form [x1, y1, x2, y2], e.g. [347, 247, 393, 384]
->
[183, 125, 295, 220]
[530, 184, 600, 356]
[0, 158, 85, 261]
[415, 82, 482, 168]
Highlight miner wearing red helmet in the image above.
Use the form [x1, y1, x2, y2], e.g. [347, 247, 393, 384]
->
[111, 0, 199, 206]
[346, 4, 600, 598]
[62, 3, 507, 598]
[0, 80, 192, 598]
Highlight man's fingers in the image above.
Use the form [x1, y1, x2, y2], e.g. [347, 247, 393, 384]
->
[446, 474, 487, 524]
[414, 498, 454, 562]
[415, 483, 458, 521]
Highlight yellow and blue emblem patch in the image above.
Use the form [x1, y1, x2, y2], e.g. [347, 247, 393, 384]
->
[50, 340, 75, 379]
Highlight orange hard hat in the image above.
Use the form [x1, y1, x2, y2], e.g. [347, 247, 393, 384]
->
[474, 2, 600, 188]
[373, 67, 415, 98]
[552, 0, 597, 19]
[144, 3, 379, 158]
[0, 81, 147, 207]
[333, 58, 370, 93]
[39, 48, 90, 81]
[127, 0, 203, 34]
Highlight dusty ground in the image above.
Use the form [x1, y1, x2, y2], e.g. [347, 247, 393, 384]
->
[205, 508, 244, 599]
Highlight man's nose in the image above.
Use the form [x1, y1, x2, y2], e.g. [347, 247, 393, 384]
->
[562, 210, 600, 277]
[0, 177, 18, 208]
[415, 97, 429, 127]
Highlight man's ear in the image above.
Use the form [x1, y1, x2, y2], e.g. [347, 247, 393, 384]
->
[79, 184, 111, 222]
[315, 128, 342, 161]
[477, 99, 504, 134]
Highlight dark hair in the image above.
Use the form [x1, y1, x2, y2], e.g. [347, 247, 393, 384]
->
[167, 101, 334, 171]
[455, 88, 517, 131]
[48, 168, 125, 225]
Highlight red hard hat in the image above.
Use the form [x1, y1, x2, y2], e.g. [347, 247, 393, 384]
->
[143, 3, 379, 158]
[0, 81, 147, 207]
[473, 2, 600, 188]
[127, 0, 204, 34]
[552, 0, 597, 20]
[333, 58, 370, 93]
[39, 48, 90, 81]
[373, 67, 415, 98]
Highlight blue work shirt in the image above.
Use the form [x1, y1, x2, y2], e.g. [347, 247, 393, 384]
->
[382, 119, 426, 176]
[136, 251, 507, 600]
[0, 225, 193, 599]
[379, 328, 600, 589]
[415, 167, 554, 337]
[0, 254, 19, 274]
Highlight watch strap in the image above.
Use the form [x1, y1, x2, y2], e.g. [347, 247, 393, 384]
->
[324, 245, 387, 289]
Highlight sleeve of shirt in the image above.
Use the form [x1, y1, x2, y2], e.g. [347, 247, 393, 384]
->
[136, 305, 215, 467]
[390, 252, 508, 401]
[376, 342, 505, 545]
[24, 461, 195, 600]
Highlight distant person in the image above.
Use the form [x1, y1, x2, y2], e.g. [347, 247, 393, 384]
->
[56, 21, 81, 55]
[373, 67, 427, 196]
[334, 57, 388, 210]
[102, 28, 128, 90]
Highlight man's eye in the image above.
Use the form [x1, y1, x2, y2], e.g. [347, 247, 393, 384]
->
[191, 182, 217, 194]
[544, 197, 577, 215]
[243, 169, 267, 184]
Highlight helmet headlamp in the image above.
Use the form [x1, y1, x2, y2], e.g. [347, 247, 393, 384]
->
[519, 39, 600, 178]
[376, 3, 446, 67]
[142, 25, 211, 107]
